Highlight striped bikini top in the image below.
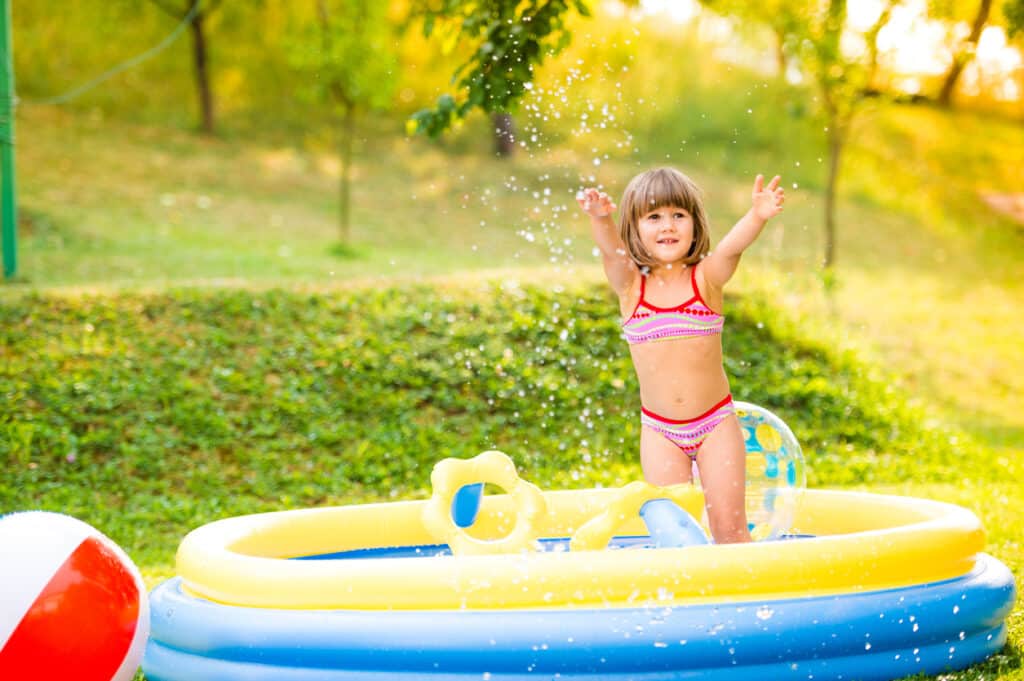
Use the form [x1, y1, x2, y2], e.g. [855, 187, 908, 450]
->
[621, 267, 724, 345]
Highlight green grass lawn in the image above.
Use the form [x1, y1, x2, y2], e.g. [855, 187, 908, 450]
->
[1, 282, 1021, 679]
[3, 78, 1022, 678]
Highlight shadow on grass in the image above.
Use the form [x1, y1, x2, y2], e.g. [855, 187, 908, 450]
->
[327, 242, 367, 260]
[0, 275, 32, 286]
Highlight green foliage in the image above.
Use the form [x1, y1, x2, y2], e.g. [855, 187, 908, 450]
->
[11, 2, 403, 133]
[1006, 0, 1024, 36]
[700, 0, 803, 50]
[0, 282, 980, 566]
[408, 0, 594, 137]
[286, 0, 398, 113]
[928, 0, 1020, 35]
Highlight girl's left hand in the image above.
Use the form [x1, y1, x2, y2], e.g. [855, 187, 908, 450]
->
[751, 174, 785, 220]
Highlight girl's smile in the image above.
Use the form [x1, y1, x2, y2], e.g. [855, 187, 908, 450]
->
[640, 205, 693, 260]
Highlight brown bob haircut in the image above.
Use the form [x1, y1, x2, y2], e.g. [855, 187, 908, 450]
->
[618, 167, 710, 269]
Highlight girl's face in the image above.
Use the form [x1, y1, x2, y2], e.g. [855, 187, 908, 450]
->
[638, 204, 694, 264]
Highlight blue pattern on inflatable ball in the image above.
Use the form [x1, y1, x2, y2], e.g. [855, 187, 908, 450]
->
[732, 402, 807, 540]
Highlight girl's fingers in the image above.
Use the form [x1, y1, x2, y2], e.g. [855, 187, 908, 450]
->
[753, 174, 764, 193]
[576, 188, 615, 215]
[767, 175, 782, 191]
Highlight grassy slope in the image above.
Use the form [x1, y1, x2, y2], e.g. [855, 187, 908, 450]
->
[0, 282, 967, 559]
[14, 102, 1024, 444]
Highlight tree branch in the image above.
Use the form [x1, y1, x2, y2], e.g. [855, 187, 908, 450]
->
[864, 0, 897, 89]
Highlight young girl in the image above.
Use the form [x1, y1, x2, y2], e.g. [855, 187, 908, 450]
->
[577, 167, 785, 544]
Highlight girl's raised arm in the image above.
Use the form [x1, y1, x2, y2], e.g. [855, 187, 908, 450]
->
[702, 174, 784, 289]
[577, 188, 636, 295]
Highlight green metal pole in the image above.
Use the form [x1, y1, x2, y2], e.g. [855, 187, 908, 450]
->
[0, 0, 16, 279]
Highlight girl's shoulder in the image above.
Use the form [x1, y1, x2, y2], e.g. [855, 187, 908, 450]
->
[692, 262, 724, 313]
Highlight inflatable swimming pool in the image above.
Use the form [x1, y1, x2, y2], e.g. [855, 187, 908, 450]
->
[143, 451, 1015, 680]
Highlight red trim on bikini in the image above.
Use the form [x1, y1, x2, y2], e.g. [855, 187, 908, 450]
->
[641, 394, 734, 424]
[623, 264, 725, 324]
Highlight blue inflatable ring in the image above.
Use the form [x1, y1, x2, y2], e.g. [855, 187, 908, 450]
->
[144, 552, 1014, 680]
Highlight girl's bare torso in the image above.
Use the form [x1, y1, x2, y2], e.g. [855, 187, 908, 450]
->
[619, 270, 730, 417]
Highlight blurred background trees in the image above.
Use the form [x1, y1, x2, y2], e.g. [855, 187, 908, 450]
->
[145, 0, 223, 134]
[406, 0, 597, 144]
[15, 1, 1021, 125]
[7, 0, 1023, 263]
[286, 0, 398, 245]
[927, 0, 1024, 106]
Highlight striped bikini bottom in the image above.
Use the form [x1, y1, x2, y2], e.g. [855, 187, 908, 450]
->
[641, 394, 735, 458]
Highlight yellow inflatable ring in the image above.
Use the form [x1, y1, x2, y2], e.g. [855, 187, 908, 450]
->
[421, 450, 547, 555]
[570, 481, 699, 551]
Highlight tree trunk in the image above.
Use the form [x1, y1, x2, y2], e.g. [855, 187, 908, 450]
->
[823, 124, 843, 269]
[189, 7, 215, 134]
[492, 112, 516, 157]
[773, 27, 788, 78]
[338, 105, 356, 244]
[938, 0, 993, 107]
[819, 0, 847, 270]
[314, 0, 357, 245]
[865, 1, 897, 88]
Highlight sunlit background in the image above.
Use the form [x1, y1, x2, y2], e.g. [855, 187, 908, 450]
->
[641, 0, 1021, 97]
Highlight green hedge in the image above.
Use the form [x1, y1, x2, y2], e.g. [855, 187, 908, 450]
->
[0, 282, 972, 563]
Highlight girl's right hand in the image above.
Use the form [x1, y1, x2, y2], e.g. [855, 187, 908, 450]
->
[576, 188, 616, 218]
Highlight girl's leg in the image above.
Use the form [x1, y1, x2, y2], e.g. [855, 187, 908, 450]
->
[640, 426, 694, 486]
[694, 414, 751, 544]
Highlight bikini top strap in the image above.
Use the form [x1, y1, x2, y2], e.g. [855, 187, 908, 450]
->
[690, 264, 710, 307]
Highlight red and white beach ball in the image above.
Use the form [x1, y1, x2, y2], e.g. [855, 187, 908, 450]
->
[0, 511, 149, 681]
